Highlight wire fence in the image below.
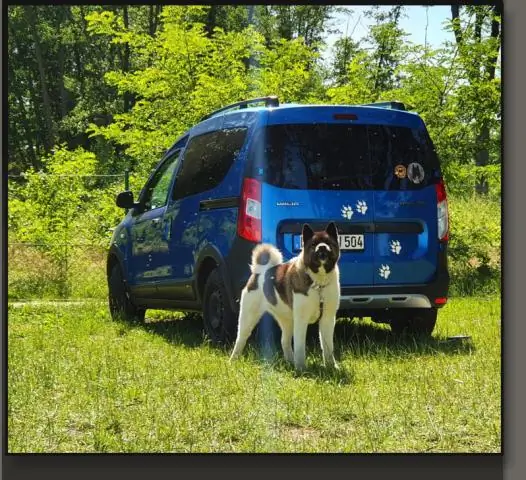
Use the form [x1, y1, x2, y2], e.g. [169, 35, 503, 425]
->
[7, 171, 130, 301]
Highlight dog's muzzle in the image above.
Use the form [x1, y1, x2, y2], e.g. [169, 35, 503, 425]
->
[315, 243, 330, 261]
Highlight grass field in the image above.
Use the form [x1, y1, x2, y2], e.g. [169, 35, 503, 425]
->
[7, 297, 501, 453]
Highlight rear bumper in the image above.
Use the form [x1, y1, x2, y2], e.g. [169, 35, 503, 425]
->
[339, 247, 450, 310]
[339, 293, 432, 309]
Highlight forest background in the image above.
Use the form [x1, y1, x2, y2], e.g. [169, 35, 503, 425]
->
[7, 4, 502, 300]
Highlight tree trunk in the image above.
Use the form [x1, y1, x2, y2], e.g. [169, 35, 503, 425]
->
[205, 5, 218, 37]
[56, 6, 70, 119]
[15, 93, 39, 169]
[23, 5, 54, 153]
[486, 5, 501, 80]
[57, 47, 68, 119]
[148, 5, 162, 36]
[149, 5, 155, 36]
[451, 5, 463, 45]
[243, 5, 255, 72]
[122, 6, 133, 113]
[476, 5, 501, 194]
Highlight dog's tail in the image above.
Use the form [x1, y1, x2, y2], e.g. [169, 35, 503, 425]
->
[250, 244, 283, 274]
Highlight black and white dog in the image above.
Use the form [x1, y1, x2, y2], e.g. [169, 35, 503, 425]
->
[230, 223, 341, 371]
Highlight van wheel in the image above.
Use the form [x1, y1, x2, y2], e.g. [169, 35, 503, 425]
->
[389, 309, 437, 337]
[203, 269, 237, 345]
[108, 264, 145, 323]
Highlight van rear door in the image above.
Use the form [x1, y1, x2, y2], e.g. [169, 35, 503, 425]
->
[369, 123, 442, 285]
[249, 109, 376, 286]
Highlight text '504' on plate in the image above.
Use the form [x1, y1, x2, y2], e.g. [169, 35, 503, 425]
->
[297, 234, 365, 251]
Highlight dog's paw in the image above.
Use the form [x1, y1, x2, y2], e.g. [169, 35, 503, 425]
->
[341, 205, 354, 220]
[379, 264, 391, 279]
[294, 362, 307, 372]
[324, 358, 339, 370]
[356, 200, 368, 215]
[389, 240, 402, 255]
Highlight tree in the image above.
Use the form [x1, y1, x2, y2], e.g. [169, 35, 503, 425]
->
[364, 6, 407, 95]
[450, 5, 501, 193]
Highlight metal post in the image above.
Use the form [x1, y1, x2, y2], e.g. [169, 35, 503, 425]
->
[64, 182, 69, 299]
[124, 168, 130, 214]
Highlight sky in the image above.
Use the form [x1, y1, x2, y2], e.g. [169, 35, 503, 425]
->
[323, 5, 454, 63]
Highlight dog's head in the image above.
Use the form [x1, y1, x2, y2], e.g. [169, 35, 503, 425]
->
[302, 222, 340, 274]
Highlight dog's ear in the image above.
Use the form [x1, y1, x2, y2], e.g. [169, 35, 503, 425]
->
[326, 222, 338, 241]
[302, 224, 315, 245]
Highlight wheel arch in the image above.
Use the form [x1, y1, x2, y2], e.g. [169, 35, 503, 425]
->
[194, 245, 237, 313]
[107, 245, 126, 280]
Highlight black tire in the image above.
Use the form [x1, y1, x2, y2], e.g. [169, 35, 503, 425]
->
[389, 308, 438, 337]
[202, 269, 237, 345]
[108, 263, 145, 323]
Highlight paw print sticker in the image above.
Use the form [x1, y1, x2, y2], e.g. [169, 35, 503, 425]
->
[390, 240, 402, 255]
[356, 200, 368, 215]
[341, 205, 354, 220]
[379, 264, 391, 279]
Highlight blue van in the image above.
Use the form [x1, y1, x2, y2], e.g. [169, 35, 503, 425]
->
[107, 96, 450, 343]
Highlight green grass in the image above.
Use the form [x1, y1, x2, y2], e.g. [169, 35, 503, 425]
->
[8, 297, 501, 453]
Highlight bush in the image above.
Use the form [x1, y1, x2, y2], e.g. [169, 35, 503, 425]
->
[8, 243, 109, 301]
[447, 194, 501, 296]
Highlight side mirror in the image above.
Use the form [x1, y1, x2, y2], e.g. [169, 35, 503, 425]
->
[116, 191, 136, 209]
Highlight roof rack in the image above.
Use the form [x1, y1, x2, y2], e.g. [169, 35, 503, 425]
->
[200, 96, 280, 122]
[360, 101, 407, 111]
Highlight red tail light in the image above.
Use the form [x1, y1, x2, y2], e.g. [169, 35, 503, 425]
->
[333, 113, 358, 120]
[237, 178, 261, 242]
[435, 178, 449, 242]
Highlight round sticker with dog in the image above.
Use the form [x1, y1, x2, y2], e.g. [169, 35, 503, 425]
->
[407, 162, 425, 184]
[394, 164, 407, 179]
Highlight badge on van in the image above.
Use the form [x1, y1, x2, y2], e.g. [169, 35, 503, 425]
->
[407, 162, 425, 184]
[394, 164, 407, 179]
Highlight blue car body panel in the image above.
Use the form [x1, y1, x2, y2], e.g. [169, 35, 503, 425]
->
[261, 184, 376, 286]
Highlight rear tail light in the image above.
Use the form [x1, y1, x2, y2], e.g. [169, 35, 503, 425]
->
[237, 178, 261, 242]
[434, 297, 448, 305]
[435, 178, 449, 242]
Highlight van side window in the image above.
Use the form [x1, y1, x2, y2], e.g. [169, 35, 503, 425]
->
[141, 150, 181, 211]
[173, 128, 247, 200]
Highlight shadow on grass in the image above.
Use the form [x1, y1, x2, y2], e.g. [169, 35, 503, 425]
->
[330, 319, 476, 358]
[120, 311, 475, 362]
[114, 313, 475, 387]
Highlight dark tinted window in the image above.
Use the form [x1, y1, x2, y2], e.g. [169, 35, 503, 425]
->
[249, 124, 372, 190]
[173, 128, 247, 200]
[248, 123, 439, 190]
[368, 125, 440, 190]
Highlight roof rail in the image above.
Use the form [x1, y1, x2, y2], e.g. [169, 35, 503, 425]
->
[200, 96, 280, 122]
[360, 101, 407, 111]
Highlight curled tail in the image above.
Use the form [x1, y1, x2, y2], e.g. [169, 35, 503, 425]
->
[250, 244, 283, 274]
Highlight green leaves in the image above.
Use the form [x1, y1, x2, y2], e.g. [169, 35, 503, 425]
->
[85, 9, 326, 177]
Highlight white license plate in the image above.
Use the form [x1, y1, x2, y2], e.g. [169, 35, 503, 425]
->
[299, 234, 365, 251]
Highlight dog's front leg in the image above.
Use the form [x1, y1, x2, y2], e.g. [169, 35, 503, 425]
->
[318, 290, 339, 369]
[278, 317, 294, 364]
[292, 295, 311, 371]
[318, 312, 338, 369]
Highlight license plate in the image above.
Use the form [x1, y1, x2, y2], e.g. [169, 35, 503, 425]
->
[297, 234, 365, 251]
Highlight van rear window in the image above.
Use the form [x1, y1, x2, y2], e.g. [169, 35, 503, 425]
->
[247, 123, 439, 190]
